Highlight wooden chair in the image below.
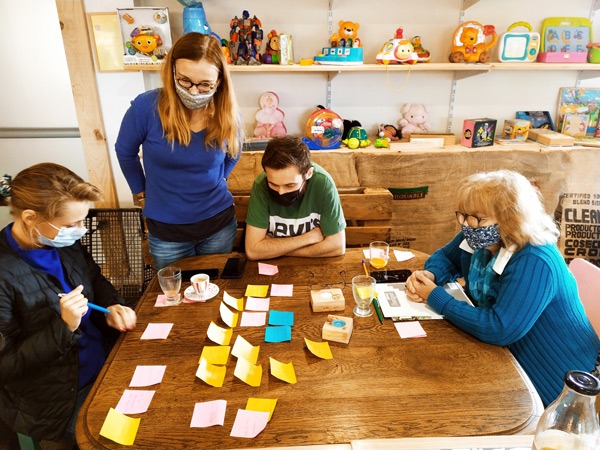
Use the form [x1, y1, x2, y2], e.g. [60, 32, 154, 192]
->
[232, 188, 393, 249]
[81, 208, 154, 306]
[569, 258, 600, 335]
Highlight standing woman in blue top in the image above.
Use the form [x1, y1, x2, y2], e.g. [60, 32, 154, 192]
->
[406, 170, 600, 406]
[0, 163, 137, 444]
[116, 32, 242, 270]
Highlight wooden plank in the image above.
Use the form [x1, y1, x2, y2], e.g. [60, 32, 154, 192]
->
[55, 0, 118, 207]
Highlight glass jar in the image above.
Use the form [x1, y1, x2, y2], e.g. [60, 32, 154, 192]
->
[532, 370, 600, 450]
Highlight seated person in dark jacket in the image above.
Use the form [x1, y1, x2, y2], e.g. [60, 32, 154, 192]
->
[0, 163, 137, 444]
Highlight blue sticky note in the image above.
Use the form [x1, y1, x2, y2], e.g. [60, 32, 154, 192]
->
[268, 310, 294, 326]
[265, 326, 292, 343]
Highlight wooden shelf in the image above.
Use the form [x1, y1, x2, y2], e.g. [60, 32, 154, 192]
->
[228, 62, 600, 74]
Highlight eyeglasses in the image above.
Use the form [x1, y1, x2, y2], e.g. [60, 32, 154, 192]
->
[455, 211, 487, 228]
[174, 71, 219, 93]
[308, 270, 347, 291]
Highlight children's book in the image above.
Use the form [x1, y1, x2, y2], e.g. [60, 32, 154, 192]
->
[515, 111, 555, 130]
[561, 113, 589, 138]
[557, 88, 600, 136]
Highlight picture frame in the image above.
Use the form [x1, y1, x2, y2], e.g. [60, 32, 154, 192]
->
[556, 87, 600, 136]
[117, 7, 173, 71]
[515, 111, 555, 131]
[87, 12, 124, 72]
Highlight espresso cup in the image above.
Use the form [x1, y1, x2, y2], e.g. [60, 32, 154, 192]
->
[191, 273, 210, 298]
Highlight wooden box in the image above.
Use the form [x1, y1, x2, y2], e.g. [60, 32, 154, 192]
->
[322, 315, 353, 344]
[310, 288, 345, 312]
[528, 128, 575, 146]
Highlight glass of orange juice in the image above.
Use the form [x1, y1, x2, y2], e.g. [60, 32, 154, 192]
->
[369, 241, 389, 269]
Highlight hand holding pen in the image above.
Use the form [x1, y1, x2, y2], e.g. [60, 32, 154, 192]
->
[58, 285, 88, 332]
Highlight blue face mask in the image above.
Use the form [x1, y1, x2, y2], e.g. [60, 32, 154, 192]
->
[37, 223, 87, 248]
[462, 223, 501, 249]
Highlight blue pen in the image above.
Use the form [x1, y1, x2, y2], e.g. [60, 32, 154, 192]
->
[58, 293, 110, 314]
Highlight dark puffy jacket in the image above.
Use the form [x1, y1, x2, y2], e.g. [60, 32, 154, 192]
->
[0, 229, 126, 441]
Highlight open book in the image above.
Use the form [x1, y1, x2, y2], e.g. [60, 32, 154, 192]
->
[375, 282, 473, 321]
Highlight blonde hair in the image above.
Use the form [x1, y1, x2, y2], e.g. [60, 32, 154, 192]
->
[158, 33, 241, 158]
[9, 163, 102, 220]
[457, 170, 559, 250]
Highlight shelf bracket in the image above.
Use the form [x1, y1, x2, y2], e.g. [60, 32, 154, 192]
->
[325, 72, 341, 109]
[578, 70, 600, 82]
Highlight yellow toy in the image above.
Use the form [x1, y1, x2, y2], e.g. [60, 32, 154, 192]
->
[449, 21, 498, 63]
[330, 20, 362, 48]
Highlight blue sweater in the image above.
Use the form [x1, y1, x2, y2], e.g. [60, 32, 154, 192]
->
[425, 232, 600, 406]
[115, 89, 241, 224]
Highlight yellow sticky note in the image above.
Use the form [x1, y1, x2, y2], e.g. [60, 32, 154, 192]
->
[269, 357, 297, 384]
[99, 407, 140, 446]
[246, 398, 278, 422]
[220, 302, 239, 328]
[304, 338, 333, 360]
[196, 357, 227, 387]
[199, 345, 230, 365]
[206, 321, 233, 346]
[231, 335, 260, 364]
[234, 357, 263, 387]
[223, 291, 244, 311]
[245, 285, 269, 298]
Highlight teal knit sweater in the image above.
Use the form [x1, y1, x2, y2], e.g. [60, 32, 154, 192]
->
[425, 232, 600, 405]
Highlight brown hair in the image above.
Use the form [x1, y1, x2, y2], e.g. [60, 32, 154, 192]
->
[261, 136, 312, 174]
[158, 33, 241, 158]
[457, 170, 559, 250]
[9, 163, 102, 220]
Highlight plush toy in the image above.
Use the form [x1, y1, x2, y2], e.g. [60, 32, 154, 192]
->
[330, 20, 361, 48]
[398, 103, 430, 138]
[378, 124, 400, 141]
[262, 30, 280, 64]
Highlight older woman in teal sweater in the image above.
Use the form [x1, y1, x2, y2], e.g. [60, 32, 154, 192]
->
[406, 170, 600, 406]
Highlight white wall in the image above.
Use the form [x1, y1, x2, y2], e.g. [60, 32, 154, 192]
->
[2, 0, 600, 228]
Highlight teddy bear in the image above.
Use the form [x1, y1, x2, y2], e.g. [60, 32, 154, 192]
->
[398, 103, 430, 139]
[330, 20, 361, 48]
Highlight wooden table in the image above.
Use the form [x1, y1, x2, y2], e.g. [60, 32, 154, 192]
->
[76, 249, 542, 449]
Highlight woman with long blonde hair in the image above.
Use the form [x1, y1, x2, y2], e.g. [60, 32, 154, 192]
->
[406, 170, 599, 406]
[116, 32, 242, 269]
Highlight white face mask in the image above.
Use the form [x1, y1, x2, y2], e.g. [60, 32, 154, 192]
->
[37, 222, 87, 248]
[174, 81, 216, 110]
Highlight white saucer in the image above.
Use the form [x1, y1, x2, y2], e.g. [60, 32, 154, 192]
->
[183, 283, 219, 302]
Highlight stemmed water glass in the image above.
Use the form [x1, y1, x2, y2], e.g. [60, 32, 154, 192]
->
[157, 266, 182, 305]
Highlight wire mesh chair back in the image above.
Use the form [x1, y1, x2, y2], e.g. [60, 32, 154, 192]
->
[81, 208, 154, 306]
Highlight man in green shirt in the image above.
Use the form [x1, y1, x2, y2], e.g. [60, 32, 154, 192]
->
[245, 136, 346, 260]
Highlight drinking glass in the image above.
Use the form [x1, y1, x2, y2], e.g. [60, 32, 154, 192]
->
[157, 266, 182, 305]
[352, 275, 376, 317]
[369, 241, 389, 269]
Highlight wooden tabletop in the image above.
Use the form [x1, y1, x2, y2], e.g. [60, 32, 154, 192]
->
[76, 248, 542, 449]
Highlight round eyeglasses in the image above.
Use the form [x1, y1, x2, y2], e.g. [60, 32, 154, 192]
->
[455, 211, 487, 228]
[174, 73, 219, 93]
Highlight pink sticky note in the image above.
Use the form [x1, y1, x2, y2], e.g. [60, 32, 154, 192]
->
[116, 390, 155, 414]
[240, 311, 267, 327]
[190, 400, 227, 428]
[270, 284, 293, 297]
[245, 297, 270, 311]
[230, 409, 270, 438]
[394, 321, 427, 339]
[130, 365, 166, 387]
[140, 323, 173, 340]
[394, 249, 415, 262]
[258, 262, 278, 276]
[155, 294, 167, 307]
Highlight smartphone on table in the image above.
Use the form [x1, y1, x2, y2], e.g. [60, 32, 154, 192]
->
[221, 257, 247, 279]
[370, 269, 412, 283]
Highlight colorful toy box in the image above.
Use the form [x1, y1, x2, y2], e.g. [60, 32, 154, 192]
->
[461, 118, 497, 148]
[501, 119, 530, 141]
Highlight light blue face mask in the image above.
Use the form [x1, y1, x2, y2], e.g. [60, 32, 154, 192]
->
[37, 223, 87, 248]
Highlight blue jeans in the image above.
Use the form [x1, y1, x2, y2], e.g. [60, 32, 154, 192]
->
[149, 216, 238, 269]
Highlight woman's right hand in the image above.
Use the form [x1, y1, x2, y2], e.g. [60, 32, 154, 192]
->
[59, 285, 88, 332]
[405, 270, 436, 303]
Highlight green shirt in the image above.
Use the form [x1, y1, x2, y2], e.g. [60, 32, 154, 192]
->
[246, 163, 346, 237]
